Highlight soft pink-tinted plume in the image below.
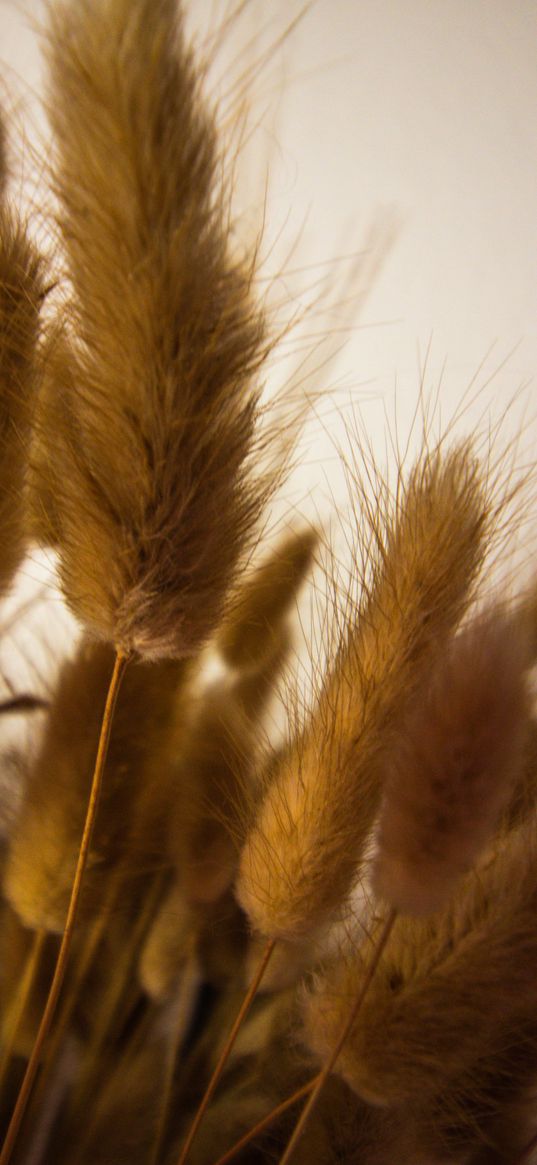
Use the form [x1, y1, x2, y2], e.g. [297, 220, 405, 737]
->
[372, 609, 530, 914]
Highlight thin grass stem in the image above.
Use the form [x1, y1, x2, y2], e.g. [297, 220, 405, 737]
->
[0, 648, 129, 1165]
[211, 1078, 318, 1165]
[72, 872, 164, 1109]
[27, 897, 110, 1125]
[278, 908, 397, 1165]
[176, 936, 276, 1165]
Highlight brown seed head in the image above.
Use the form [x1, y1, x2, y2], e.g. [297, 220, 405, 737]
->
[372, 608, 530, 914]
[31, 0, 272, 659]
[237, 444, 492, 941]
[304, 821, 537, 1127]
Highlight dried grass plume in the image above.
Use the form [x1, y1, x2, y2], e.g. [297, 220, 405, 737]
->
[372, 608, 531, 914]
[237, 443, 492, 942]
[30, 0, 276, 659]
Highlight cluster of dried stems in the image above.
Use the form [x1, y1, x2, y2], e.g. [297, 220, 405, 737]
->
[0, 2, 537, 1163]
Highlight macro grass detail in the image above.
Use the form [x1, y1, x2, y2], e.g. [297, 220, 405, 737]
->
[0, 2, 536, 1164]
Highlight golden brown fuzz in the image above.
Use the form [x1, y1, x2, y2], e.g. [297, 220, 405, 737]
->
[169, 686, 258, 907]
[3, 639, 188, 932]
[1, 4, 536, 1163]
[0, 153, 44, 592]
[372, 608, 531, 914]
[218, 528, 318, 673]
[30, 0, 274, 659]
[138, 882, 198, 1002]
[236, 444, 492, 942]
[304, 821, 537, 1127]
[169, 623, 292, 911]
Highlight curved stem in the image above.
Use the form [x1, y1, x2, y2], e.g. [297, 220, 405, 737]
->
[28, 897, 110, 1123]
[0, 648, 129, 1165]
[278, 907, 397, 1165]
[176, 936, 275, 1165]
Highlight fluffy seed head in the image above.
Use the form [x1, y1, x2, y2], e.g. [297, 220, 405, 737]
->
[3, 640, 187, 932]
[138, 882, 195, 1001]
[31, 0, 273, 659]
[218, 527, 318, 672]
[169, 633, 289, 909]
[168, 686, 254, 907]
[372, 608, 530, 914]
[304, 821, 537, 1128]
[237, 444, 491, 941]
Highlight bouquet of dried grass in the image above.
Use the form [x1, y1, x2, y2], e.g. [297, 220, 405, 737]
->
[0, 3, 537, 1164]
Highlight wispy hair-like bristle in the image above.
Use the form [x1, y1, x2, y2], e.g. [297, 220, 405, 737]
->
[372, 607, 531, 914]
[31, 0, 276, 659]
[237, 443, 491, 941]
[504, 718, 537, 832]
[304, 819, 537, 1137]
[0, 143, 44, 592]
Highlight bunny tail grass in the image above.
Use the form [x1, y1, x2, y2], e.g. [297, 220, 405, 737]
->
[303, 818, 537, 1137]
[168, 637, 289, 913]
[372, 607, 531, 914]
[237, 443, 491, 942]
[4, 639, 188, 933]
[218, 527, 318, 673]
[176, 937, 275, 1165]
[168, 687, 261, 909]
[0, 649, 129, 1165]
[32, 0, 276, 660]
